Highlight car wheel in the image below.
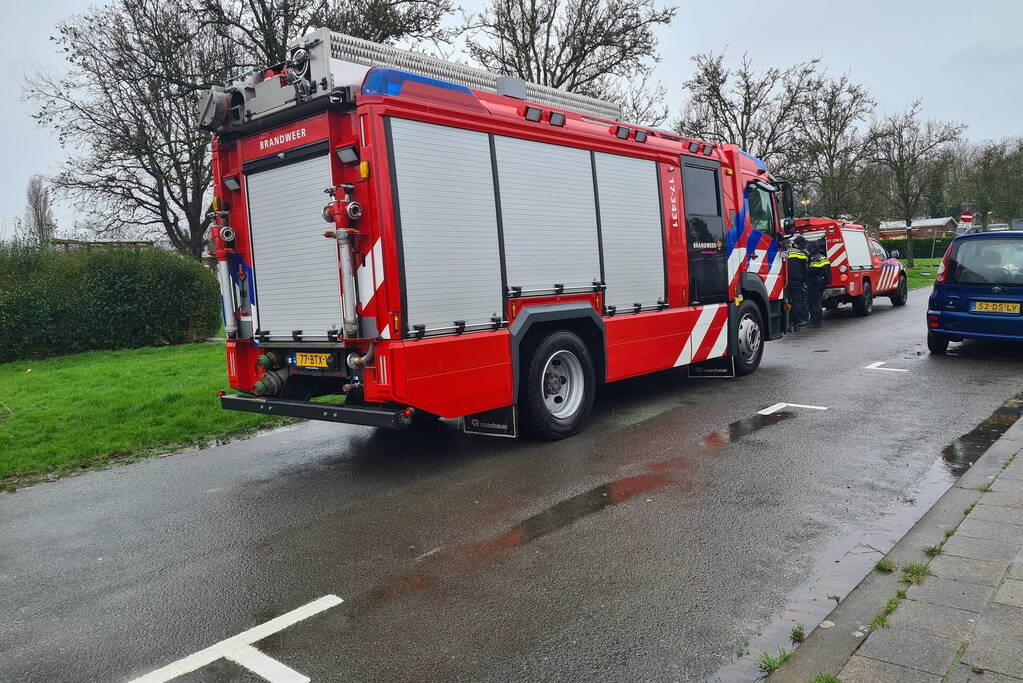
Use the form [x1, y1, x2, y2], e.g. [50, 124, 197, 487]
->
[852, 281, 873, 316]
[734, 300, 765, 376]
[890, 274, 909, 306]
[927, 332, 950, 354]
[520, 330, 595, 440]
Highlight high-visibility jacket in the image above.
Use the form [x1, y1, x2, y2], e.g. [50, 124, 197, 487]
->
[786, 249, 808, 284]
[809, 254, 832, 288]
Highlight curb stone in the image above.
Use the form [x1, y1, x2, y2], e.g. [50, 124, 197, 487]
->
[771, 415, 1023, 682]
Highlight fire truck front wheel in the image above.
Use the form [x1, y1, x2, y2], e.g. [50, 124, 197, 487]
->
[734, 300, 765, 376]
[890, 274, 909, 306]
[521, 330, 596, 440]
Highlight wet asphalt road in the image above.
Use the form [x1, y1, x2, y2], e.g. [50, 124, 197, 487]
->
[3, 289, 1023, 682]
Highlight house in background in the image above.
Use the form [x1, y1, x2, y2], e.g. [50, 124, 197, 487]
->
[878, 217, 959, 239]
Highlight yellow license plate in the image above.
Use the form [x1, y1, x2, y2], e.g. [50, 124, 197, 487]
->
[973, 301, 1021, 314]
[294, 352, 331, 368]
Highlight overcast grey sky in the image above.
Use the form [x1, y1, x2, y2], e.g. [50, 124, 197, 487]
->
[1, 0, 1021, 237]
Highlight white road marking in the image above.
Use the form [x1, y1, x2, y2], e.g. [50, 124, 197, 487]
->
[865, 361, 909, 372]
[131, 595, 343, 683]
[758, 402, 829, 415]
[414, 546, 443, 562]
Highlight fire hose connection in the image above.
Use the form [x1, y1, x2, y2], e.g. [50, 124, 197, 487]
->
[218, 225, 236, 243]
[253, 368, 288, 396]
[256, 352, 282, 370]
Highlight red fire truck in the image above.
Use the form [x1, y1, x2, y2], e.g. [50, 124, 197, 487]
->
[200, 29, 795, 439]
[792, 218, 908, 315]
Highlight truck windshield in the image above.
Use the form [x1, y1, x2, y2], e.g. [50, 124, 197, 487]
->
[949, 238, 1023, 285]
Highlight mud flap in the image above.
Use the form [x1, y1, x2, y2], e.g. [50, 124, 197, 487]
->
[463, 405, 518, 438]
[688, 356, 736, 379]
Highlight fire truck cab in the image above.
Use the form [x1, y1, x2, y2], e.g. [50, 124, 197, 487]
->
[200, 29, 795, 439]
[792, 218, 908, 316]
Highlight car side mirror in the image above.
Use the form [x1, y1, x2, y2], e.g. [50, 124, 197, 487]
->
[891, 249, 901, 259]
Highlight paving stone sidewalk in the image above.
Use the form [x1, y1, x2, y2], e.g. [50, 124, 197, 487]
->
[839, 451, 1023, 682]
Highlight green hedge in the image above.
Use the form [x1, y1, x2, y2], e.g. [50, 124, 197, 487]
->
[0, 245, 221, 363]
[879, 237, 954, 259]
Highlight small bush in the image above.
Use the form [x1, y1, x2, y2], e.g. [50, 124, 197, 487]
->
[880, 237, 954, 259]
[0, 244, 220, 362]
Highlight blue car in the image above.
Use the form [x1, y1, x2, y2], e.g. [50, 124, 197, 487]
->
[928, 231, 1023, 354]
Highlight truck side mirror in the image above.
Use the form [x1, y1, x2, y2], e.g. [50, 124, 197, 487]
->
[781, 217, 795, 231]
[779, 181, 795, 219]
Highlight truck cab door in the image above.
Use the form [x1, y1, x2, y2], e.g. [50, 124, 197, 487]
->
[681, 158, 727, 305]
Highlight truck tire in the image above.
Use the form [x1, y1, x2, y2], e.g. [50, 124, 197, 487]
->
[927, 332, 949, 354]
[852, 280, 873, 316]
[890, 274, 909, 306]
[733, 300, 765, 376]
[520, 330, 595, 440]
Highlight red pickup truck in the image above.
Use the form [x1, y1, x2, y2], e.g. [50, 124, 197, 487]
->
[793, 218, 908, 315]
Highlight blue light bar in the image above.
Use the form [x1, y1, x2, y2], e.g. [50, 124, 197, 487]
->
[740, 150, 767, 171]
[362, 67, 474, 97]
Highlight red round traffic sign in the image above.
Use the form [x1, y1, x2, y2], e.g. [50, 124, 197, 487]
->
[961, 210, 974, 223]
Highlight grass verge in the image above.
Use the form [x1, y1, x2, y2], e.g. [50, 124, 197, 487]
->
[899, 257, 943, 290]
[0, 342, 287, 489]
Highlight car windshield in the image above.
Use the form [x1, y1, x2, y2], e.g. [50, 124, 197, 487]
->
[950, 238, 1023, 285]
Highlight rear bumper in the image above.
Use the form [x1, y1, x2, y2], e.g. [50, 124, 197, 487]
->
[928, 309, 1023, 342]
[221, 394, 414, 429]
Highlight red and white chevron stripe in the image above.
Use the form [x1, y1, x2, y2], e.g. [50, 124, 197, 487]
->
[828, 241, 847, 269]
[876, 263, 901, 292]
[673, 303, 730, 367]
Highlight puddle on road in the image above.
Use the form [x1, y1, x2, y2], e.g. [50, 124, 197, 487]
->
[942, 394, 1023, 476]
[712, 392, 1023, 682]
[699, 412, 793, 451]
[471, 411, 795, 560]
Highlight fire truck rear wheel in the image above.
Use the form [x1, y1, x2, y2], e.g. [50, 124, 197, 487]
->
[852, 281, 873, 316]
[890, 274, 909, 306]
[734, 300, 765, 376]
[521, 330, 595, 440]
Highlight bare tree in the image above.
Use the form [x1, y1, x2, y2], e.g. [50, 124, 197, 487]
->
[463, 0, 676, 124]
[23, 175, 56, 246]
[873, 102, 965, 266]
[675, 52, 822, 169]
[793, 75, 878, 217]
[201, 0, 456, 65]
[26, 0, 240, 257]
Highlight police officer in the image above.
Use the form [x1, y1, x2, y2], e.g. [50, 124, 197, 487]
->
[807, 246, 832, 328]
[786, 235, 809, 330]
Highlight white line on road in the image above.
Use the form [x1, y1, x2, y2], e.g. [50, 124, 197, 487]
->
[131, 594, 343, 683]
[758, 402, 829, 416]
[414, 546, 443, 562]
[865, 361, 909, 372]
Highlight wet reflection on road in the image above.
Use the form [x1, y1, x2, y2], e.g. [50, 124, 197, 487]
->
[942, 392, 1023, 475]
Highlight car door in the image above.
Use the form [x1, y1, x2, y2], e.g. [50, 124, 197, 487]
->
[869, 239, 900, 293]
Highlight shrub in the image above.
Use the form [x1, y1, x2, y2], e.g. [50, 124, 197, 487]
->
[0, 244, 220, 362]
[879, 237, 954, 259]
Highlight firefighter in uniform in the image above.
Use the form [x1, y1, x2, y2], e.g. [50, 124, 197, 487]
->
[807, 247, 832, 328]
[785, 235, 809, 330]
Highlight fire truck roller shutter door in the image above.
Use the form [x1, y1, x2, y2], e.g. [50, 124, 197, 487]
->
[493, 136, 601, 294]
[245, 153, 342, 341]
[388, 118, 504, 334]
[593, 152, 665, 311]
